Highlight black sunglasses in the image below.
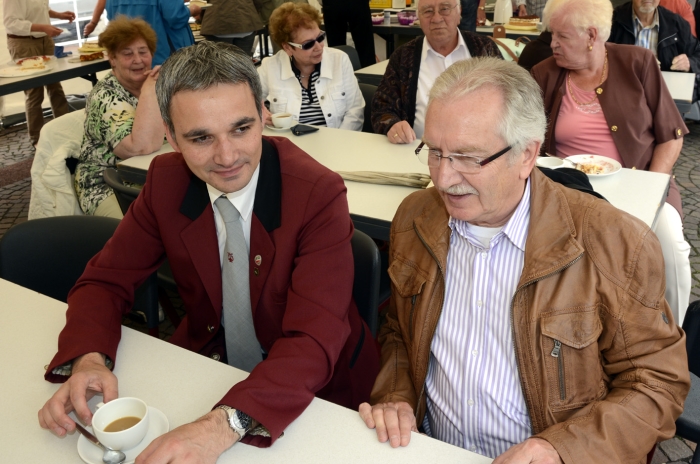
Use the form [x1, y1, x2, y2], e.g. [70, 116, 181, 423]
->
[288, 32, 326, 51]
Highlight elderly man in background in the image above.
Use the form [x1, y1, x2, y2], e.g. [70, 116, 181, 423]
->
[3, 0, 74, 146]
[371, 0, 501, 144]
[609, 0, 700, 78]
[360, 57, 689, 463]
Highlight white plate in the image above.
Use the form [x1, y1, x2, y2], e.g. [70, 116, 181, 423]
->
[0, 65, 51, 78]
[10, 55, 56, 66]
[265, 124, 291, 132]
[566, 154, 622, 177]
[77, 406, 169, 464]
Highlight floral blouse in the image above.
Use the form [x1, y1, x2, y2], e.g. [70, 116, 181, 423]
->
[75, 72, 138, 215]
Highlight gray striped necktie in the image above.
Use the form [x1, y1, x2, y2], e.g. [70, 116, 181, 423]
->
[214, 196, 262, 372]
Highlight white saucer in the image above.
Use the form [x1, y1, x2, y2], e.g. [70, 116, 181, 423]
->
[77, 406, 169, 464]
[265, 124, 291, 132]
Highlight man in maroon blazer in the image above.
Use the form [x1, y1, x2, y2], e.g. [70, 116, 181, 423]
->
[38, 41, 379, 462]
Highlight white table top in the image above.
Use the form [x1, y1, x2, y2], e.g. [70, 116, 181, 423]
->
[356, 60, 389, 77]
[0, 278, 490, 463]
[118, 128, 668, 230]
[661, 71, 695, 102]
[0, 48, 110, 97]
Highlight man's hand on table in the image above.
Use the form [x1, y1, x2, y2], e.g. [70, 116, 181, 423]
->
[135, 409, 239, 464]
[671, 54, 691, 72]
[387, 121, 416, 145]
[359, 401, 418, 448]
[492, 438, 563, 464]
[38, 352, 118, 436]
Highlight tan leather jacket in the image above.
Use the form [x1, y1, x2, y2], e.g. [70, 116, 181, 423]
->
[372, 168, 689, 463]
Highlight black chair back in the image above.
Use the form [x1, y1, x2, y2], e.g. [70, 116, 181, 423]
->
[684, 300, 700, 377]
[359, 83, 377, 134]
[351, 229, 381, 337]
[0, 216, 159, 332]
[332, 45, 361, 71]
[104, 167, 141, 215]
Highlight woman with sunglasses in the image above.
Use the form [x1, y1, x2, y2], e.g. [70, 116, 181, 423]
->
[258, 2, 364, 130]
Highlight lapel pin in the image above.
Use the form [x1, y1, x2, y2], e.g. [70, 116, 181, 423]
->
[254, 255, 262, 266]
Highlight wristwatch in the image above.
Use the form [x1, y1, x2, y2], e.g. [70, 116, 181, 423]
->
[217, 406, 253, 440]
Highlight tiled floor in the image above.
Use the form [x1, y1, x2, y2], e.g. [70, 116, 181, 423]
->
[0, 118, 698, 462]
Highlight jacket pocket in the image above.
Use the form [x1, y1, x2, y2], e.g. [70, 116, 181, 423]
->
[330, 89, 348, 115]
[268, 95, 288, 115]
[388, 258, 427, 342]
[540, 307, 605, 412]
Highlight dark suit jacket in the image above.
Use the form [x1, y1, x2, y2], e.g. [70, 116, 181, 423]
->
[371, 31, 503, 135]
[45, 137, 380, 446]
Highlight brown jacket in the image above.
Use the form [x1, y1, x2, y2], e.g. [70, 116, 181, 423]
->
[531, 43, 687, 216]
[372, 168, 689, 463]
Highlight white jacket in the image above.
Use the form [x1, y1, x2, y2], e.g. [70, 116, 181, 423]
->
[29, 110, 85, 219]
[258, 47, 364, 131]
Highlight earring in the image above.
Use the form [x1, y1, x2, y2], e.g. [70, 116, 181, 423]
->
[588, 45, 593, 51]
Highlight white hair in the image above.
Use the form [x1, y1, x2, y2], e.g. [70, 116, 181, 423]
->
[415, 0, 462, 14]
[543, 0, 613, 42]
[428, 57, 546, 158]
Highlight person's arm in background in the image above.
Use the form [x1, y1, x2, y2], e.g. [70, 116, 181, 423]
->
[4, 1, 66, 37]
[113, 68, 165, 159]
[516, 0, 527, 16]
[477, 0, 486, 25]
[83, 0, 105, 37]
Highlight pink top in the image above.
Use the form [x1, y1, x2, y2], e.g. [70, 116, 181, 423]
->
[554, 76, 624, 165]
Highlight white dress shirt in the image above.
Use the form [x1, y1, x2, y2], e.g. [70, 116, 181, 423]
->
[3, 0, 51, 37]
[413, 33, 471, 139]
[258, 47, 365, 131]
[424, 180, 532, 458]
[206, 164, 260, 261]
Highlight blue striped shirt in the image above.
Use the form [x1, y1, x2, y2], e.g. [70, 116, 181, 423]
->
[423, 180, 532, 458]
[633, 8, 659, 58]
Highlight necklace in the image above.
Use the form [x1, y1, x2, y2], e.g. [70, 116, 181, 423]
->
[567, 50, 608, 106]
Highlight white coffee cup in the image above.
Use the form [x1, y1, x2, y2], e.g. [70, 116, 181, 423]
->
[536, 156, 565, 168]
[92, 397, 150, 451]
[271, 112, 293, 129]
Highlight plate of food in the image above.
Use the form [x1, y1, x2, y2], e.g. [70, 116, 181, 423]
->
[565, 154, 622, 177]
[0, 56, 55, 77]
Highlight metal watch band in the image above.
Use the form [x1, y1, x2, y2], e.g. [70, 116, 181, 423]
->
[216, 405, 252, 440]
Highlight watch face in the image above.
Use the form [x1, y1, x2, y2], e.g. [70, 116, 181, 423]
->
[234, 410, 252, 430]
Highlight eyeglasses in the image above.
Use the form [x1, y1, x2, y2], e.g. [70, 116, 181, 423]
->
[415, 142, 512, 173]
[419, 3, 459, 18]
[288, 32, 326, 51]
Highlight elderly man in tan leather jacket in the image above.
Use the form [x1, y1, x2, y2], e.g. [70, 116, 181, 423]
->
[358, 57, 690, 464]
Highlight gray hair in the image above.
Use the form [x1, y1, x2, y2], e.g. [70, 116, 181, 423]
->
[542, 0, 613, 42]
[427, 57, 546, 159]
[156, 41, 263, 136]
[415, 0, 462, 14]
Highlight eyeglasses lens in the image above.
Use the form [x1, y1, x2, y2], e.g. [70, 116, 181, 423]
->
[302, 32, 326, 50]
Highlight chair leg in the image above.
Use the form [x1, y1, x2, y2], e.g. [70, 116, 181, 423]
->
[692, 448, 700, 464]
[158, 287, 181, 328]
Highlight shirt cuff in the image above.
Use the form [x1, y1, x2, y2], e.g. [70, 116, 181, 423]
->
[50, 356, 114, 377]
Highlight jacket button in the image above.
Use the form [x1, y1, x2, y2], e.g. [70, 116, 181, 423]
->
[611, 125, 618, 132]
[342, 92, 345, 96]
[596, 87, 602, 95]
[207, 325, 215, 333]
[321, 96, 325, 100]
[273, 98, 277, 102]
[328, 113, 332, 117]
[211, 353, 221, 361]
[677, 128, 682, 136]
[254, 268, 259, 275]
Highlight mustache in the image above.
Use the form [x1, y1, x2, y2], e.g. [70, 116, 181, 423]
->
[439, 184, 479, 195]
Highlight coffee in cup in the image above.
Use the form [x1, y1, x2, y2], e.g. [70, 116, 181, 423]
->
[271, 112, 293, 129]
[92, 397, 150, 451]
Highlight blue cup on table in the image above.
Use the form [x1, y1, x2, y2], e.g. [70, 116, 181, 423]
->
[54, 46, 64, 58]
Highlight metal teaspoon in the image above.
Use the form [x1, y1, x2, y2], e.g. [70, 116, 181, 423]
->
[74, 422, 127, 464]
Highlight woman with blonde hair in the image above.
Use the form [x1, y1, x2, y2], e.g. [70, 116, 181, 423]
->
[257, 2, 364, 130]
[531, 0, 691, 324]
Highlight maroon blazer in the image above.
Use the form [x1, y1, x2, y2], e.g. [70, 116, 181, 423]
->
[46, 137, 380, 446]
